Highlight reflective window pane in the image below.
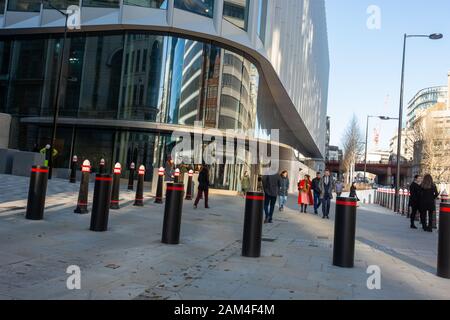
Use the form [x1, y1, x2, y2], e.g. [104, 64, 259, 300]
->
[257, 0, 268, 41]
[223, 0, 249, 30]
[78, 34, 124, 119]
[174, 0, 214, 18]
[43, 0, 79, 10]
[82, 0, 120, 8]
[7, 0, 41, 12]
[1, 0, 5, 14]
[7, 38, 46, 116]
[120, 33, 165, 121]
[124, 0, 167, 9]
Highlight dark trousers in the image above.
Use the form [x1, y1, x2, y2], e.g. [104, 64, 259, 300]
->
[410, 205, 419, 226]
[313, 191, 321, 213]
[420, 209, 433, 229]
[322, 196, 331, 217]
[194, 188, 209, 207]
[264, 195, 277, 221]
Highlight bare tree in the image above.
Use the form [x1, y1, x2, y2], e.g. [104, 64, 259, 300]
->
[342, 114, 364, 184]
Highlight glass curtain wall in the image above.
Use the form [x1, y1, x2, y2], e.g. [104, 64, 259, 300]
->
[7, 0, 41, 12]
[0, 0, 5, 13]
[0, 31, 260, 189]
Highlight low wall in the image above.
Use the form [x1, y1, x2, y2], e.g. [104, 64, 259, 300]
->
[0, 148, 19, 174]
[11, 151, 45, 177]
[0, 113, 11, 148]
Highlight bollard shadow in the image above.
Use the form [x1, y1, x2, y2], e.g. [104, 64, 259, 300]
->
[355, 236, 436, 275]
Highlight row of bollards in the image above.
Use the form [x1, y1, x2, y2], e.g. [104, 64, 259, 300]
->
[23, 165, 450, 280]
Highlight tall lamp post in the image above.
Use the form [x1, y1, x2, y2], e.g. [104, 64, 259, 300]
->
[364, 116, 398, 183]
[42, 0, 70, 179]
[395, 33, 443, 212]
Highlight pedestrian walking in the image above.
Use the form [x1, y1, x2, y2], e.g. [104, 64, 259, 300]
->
[335, 179, 344, 197]
[298, 174, 313, 213]
[257, 175, 263, 192]
[349, 182, 359, 200]
[279, 171, 289, 211]
[241, 171, 251, 197]
[419, 174, 439, 232]
[194, 166, 210, 209]
[311, 172, 322, 214]
[319, 169, 335, 219]
[262, 173, 281, 223]
[409, 175, 422, 229]
[164, 157, 174, 182]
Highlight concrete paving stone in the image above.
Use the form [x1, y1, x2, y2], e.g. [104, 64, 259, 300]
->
[2, 174, 450, 299]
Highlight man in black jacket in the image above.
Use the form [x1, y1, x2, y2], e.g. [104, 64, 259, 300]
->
[409, 175, 422, 229]
[311, 172, 322, 215]
[262, 173, 281, 223]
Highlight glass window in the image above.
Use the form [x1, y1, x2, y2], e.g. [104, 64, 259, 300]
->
[257, 0, 268, 41]
[120, 33, 165, 122]
[223, 0, 249, 30]
[174, 0, 214, 18]
[7, 38, 47, 116]
[0, 40, 11, 113]
[123, 0, 167, 9]
[7, 0, 41, 12]
[78, 33, 124, 119]
[1, 0, 5, 14]
[82, 0, 120, 8]
[43, 0, 79, 10]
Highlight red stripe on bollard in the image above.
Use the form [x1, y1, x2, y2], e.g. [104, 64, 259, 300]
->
[31, 168, 49, 173]
[336, 200, 357, 207]
[246, 195, 265, 201]
[441, 207, 450, 213]
[167, 186, 184, 191]
[96, 177, 112, 182]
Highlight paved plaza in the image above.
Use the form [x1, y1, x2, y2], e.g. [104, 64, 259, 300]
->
[0, 174, 449, 300]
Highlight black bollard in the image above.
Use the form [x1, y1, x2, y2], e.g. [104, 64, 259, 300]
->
[90, 174, 113, 232]
[25, 166, 49, 220]
[99, 158, 105, 174]
[134, 165, 145, 207]
[333, 197, 358, 268]
[69, 155, 78, 183]
[154, 167, 165, 204]
[437, 202, 450, 279]
[185, 170, 194, 200]
[110, 163, 122, 210]
[162, 183, 185, 245]
[74, 160, 91, 214]
[242, 192, 265, 258]
[128, 162, 135, 190]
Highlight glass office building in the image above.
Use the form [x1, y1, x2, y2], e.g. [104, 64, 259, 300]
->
[0, 0, 330, 191]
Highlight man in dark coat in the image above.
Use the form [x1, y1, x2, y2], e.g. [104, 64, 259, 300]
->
[262, 173, 281, 223]
[194, 166, 210, 209]
[311, 172, 322, 215]
[409, 175, 422, 229]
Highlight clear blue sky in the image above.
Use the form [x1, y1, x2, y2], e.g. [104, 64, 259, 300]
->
[325, 0, 450, 150]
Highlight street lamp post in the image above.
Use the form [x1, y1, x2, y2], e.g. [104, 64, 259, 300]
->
[364, 116, 398, 184]
[395, 33, 443, 212]
[42, 0, 70, 179]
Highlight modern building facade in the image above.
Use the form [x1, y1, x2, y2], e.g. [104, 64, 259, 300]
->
[0, 0, 329, 191]
[406, 85, 448, 128]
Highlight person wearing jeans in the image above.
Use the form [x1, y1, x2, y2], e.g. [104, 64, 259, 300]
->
[279, 171, 289, 211]
[262, 173, 281, 223]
